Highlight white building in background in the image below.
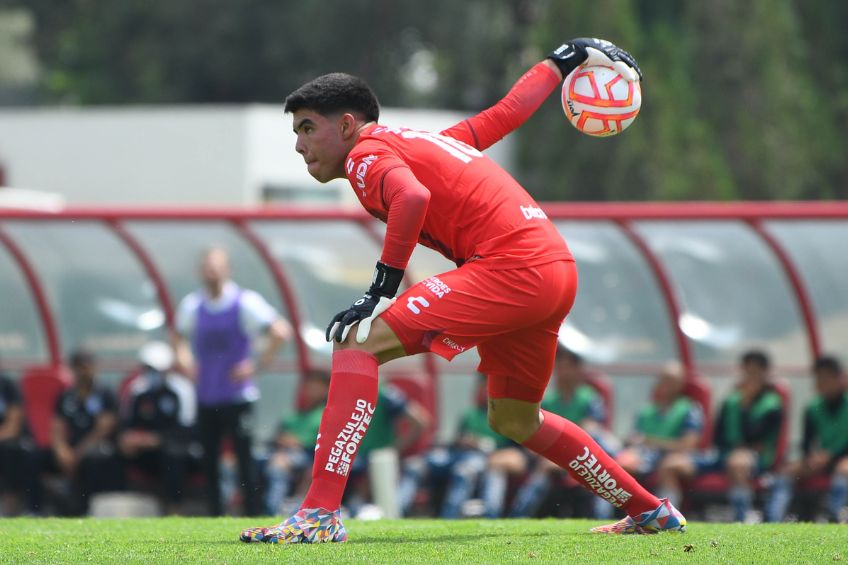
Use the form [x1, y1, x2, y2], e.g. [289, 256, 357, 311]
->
[0, 105, 515, 206]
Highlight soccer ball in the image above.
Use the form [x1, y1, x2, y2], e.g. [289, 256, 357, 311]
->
[561, 65, 642, 137]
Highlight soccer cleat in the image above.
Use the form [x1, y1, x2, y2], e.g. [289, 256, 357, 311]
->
[239, 508, 348, 544]
[590, 498, 686, 535]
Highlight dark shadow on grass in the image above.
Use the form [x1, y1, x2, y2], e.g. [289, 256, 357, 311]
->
[351, 531, 558, 545]
[133, 530, 572, 547]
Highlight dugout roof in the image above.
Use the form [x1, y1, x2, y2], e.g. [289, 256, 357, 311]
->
[2, 202, 847, 441]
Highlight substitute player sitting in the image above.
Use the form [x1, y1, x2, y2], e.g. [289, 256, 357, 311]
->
[241, 37, 686, 544]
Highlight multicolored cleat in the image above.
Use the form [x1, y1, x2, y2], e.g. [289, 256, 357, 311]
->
[590, 498, 686, 534]
[239, 508, 348, 544]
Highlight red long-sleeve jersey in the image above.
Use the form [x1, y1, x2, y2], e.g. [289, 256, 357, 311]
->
[344, 62, 572, 270]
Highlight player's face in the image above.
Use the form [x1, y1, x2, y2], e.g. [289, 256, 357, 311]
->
[554, 357, 581, 388]
[292, 109, 351, 183]
[815, 369, 842, 399]
[741, 361, 767, 384]
[200, 249, 230, 288]
[71, 359, 96, 386]
[655, 371, 683, 403]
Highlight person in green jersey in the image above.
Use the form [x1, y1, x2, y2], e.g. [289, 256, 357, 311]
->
[508, 345, 616, 518]
[665, 350, 784, 522]
[766, 355, 848, 523]
[264, 369, 331, 515]
[616, 362, 703, 507]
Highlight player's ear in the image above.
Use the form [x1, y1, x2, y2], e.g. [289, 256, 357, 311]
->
[339, 113, 357, 140]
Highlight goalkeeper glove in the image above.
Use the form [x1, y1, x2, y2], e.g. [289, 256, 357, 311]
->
[547, 38, 642, 82]
[326, 261, 404, 344]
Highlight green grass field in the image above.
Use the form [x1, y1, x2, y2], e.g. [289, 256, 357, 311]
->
[0, 517, 845, 564]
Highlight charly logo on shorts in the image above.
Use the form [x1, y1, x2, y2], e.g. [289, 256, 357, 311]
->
[441, 337, 466, 353]
[406, 296, 430, 314]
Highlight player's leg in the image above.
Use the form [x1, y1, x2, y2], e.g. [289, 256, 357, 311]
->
[480, 446, 529, 518]
[655, 451, 689, 507]
[480, 306, 686, 535]
[198, 406, 224, 516]
[484, 388, 684, 533]
[229, 402, 261, 516]
[442, 449, 486, 518]
[240, 318, 406, 543]
[726, 448, 756, 522]
[243, 260, 573, 542]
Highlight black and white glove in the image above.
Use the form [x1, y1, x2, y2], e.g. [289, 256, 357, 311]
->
[547, 37, 642, 82]
[326, 262, 404, 344]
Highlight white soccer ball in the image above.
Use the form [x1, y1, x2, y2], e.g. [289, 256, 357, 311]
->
[561, 65, 642, 137]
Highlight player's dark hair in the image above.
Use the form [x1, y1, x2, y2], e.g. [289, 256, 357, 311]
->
[813, 355, 842, 376]
[556, 344, 582, 365]
[741, 349, 770, 369]
[284, 73, 380, 122]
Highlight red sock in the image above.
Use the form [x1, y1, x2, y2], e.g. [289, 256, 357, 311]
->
[522, 410, 661, 516]
[301, 350, 379, 511]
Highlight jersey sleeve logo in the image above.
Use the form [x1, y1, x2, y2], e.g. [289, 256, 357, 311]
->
[348, 154, 379, 195]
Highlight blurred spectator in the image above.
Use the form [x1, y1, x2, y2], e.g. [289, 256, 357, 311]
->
[171, 246, 292, 516]
[665, 350, 783, 522]
[398, 375, 507, 518]
[766, 355, 848, 523]
[263, 369, 330, 516]
[0, 366, 34, 515]
[118, 341, 198, 515]
[345, 382, 429, 517]
[615, 362, 703, 507]
[48, 349, 122, 515]
[509, 346, 614, 519]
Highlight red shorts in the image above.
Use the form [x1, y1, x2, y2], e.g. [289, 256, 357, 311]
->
[380, 259, 577, 403]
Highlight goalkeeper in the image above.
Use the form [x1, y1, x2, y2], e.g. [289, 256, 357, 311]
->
[241, 38, 685, 543]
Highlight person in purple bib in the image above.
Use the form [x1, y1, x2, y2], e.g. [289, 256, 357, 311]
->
[172, 246, 291, 516]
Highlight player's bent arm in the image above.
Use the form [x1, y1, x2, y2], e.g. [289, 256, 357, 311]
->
[441, 38, 641, 150]
[258, 318, 292, 371]
[326, 168, 429, 344]
[170, 329, 196, 380]
[0, 404, 22, 441]
[439, 61, 561, 151]
[381, 166, 431, 269]
[75, 411, 118, 457]
[50, 416, 73, 459]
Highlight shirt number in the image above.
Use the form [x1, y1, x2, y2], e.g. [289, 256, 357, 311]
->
[401, 131, 483, 163]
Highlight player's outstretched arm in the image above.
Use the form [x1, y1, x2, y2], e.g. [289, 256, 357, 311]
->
[440, 38, 641, 151]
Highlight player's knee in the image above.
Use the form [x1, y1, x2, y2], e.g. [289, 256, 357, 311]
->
[727, 449, 755, 475]
[488, 413, 538, 443]
[616, 448, 640, 473]
[834, 457, 848, 476]
[331, 318, 405, 364]
[487, 397, 542, 443]
[662, 453, 694, 477]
